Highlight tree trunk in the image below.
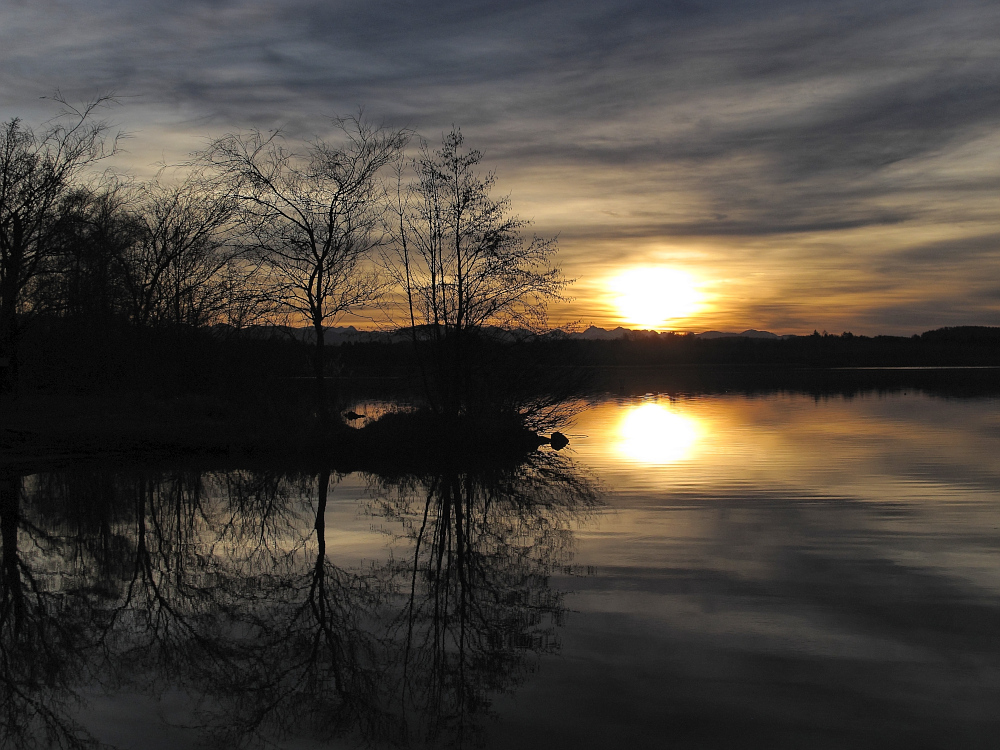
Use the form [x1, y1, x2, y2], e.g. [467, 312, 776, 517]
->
[0, 216, 24, 396]
[0, 280, 19, 397]
[313, 322, 332, 425]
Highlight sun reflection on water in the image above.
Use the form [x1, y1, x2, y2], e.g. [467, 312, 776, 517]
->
[616, 401, 701, 464]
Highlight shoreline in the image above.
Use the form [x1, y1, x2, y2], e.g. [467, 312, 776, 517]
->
[4, 363, 999, 470]
[0, 395, 554, 473]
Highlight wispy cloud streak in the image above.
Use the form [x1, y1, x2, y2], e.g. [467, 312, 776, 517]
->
[1, 0, 998, 332]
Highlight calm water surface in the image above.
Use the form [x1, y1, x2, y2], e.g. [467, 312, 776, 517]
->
[508, 394, 1000, 749]
[5, 392, 1000, 749]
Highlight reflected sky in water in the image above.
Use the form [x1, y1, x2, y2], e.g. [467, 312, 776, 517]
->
[574, 394, 1000, 506]
[495, 392, 1000, 749]
[7, 392, 1000, 749]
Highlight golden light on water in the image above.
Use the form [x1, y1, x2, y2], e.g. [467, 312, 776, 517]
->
[617, 402, 701, 464]
[610, 267, 703, 329]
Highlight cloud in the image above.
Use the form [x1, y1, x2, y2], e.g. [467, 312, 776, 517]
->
[879, 233, 1000, 272]
[1, 0, 999, 332]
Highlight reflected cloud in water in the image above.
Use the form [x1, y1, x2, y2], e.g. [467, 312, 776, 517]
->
[615, 400, 702, 465]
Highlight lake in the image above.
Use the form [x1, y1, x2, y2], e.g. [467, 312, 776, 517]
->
[4, 390, 1000, 749]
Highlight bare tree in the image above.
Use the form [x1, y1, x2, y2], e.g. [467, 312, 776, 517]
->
[390, 128, 568, 417]
[44, 180, 137, 325]
[51, 175, 271, 333]
[0, 95, 120, 393]
[119, 174, 240, 328]
[200, 116, 408, 423]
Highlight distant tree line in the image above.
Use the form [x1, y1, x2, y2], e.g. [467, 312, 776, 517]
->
[329, 326, 1000, 372]
[325, 325, 1000, 402]
[0, 98, 566, 423]
[525, 326, 1000, 369]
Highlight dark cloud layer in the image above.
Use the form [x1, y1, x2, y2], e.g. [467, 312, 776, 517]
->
[2, 0, 998, 332]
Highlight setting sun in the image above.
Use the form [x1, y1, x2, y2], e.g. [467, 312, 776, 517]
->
[610, 267, 703, 329]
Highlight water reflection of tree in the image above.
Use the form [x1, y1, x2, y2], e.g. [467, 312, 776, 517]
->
[0, 456, 598, 749]
[95, 471, 233, 694]
[370, 455, 600, 747]
[0, 468, 238, 748]
[201, 467, 392, 747]
[0, 468, 104, 749]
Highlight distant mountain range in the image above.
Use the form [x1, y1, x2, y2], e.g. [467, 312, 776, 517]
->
[566, 326, 785, 340]
[217, 324, 789, 343]
[215, 324, 400, 344]
[694, 329, 784, 340]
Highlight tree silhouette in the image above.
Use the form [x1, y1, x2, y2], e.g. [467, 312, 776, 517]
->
[0, 95, 120, 393]
[117, 175, 241, 328]
[390, 128, 568, 418]
[200, 116, 408, 422]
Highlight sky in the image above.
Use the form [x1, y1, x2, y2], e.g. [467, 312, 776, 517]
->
[2, 0, 999, 335]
